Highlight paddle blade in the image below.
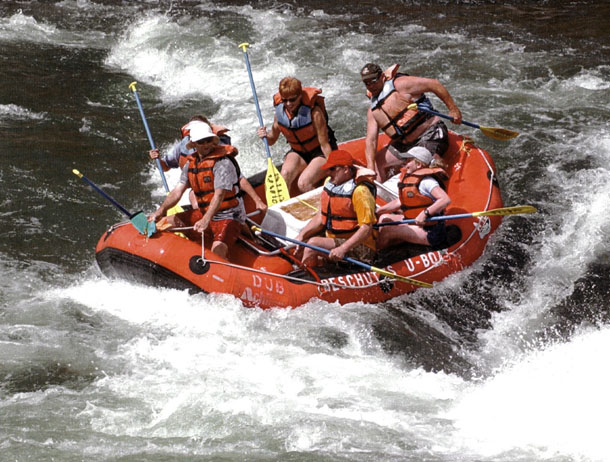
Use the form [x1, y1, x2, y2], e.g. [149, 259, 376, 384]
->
[167, 203, 184, 216]
[130, 211, 156, 237]
[473, 205, 537, 217]
[480, 126, 519, 141]
[370, 266, 433, 289]
[265, 158, 290, 206]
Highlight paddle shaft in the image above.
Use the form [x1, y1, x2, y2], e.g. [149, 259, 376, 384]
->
[238, 45, 273, 160]
[415, 105, 481, 129]
[129, 82, 170, 193]
[375, 206, 537, 228]
[73, 170, 132, 217]
[410, 103, 519, 141]
[256, 227, 392, 275]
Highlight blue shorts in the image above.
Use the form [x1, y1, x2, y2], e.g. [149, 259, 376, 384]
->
[424, 221, 447, 248]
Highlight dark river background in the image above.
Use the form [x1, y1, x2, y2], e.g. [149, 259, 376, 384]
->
[1, 1, 609, 460]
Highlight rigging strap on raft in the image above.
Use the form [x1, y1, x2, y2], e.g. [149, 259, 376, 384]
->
[199, 258, 382, 290]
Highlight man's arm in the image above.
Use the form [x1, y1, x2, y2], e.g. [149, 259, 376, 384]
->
[239, 177, 267, 213]
[364, 108, 380, 172]
[414, 185, 451, 226]
[375, 198, 401, 215]
[396, 76, 462, 124]
[329, 223, 372, 261]
[296, 213, 325, 244]
[148, 182, 188, 222]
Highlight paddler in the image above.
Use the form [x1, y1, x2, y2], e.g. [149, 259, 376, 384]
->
[376, 146, 451, 249]
[361, 63, 462, 181]
[257, 77, 338, 194]
[295, 150, 377, 266]
[148, 115, 266, 214]
[148, 123, 245, 259]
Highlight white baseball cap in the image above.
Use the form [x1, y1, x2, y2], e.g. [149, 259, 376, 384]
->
[189, 123, 219, 143]
[405, 146, 432, 166]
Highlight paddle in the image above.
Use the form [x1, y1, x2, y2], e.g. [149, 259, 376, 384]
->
[129, 81, 183, 216]
[238, 42, 290, 206]
[251, 225, 433, 289]
[407, 103, 519, 141]
[73, 169, 156, 237]
[129, 81, 171, 192]
[375, 205, 537, 228]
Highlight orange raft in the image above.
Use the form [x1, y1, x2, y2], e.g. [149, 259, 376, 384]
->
[95, 132, 503, 309]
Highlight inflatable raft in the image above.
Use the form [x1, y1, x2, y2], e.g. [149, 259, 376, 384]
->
[95, 132, 503, 308]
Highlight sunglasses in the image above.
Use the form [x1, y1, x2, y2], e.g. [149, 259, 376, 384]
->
[362, 75, 381, 86]
[281, 95, 299, 103]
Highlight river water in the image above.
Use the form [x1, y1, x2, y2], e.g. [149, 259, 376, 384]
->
[1, 1, 609, 460]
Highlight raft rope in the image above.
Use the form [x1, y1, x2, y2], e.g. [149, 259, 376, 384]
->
[198, 257, 383, 290]
[182, 222, 381, 289]
[201, 231, 206, 263]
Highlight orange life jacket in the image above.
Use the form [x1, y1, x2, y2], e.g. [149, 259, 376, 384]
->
[398, 167, 448, 219]
[320, 178, 376, 235]
[273, 87, 332, 155]
[186, 145, 241, 212]
[367, 64, 436, 142]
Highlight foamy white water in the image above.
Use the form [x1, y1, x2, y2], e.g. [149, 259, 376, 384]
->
[2, 1, 610, 461]
[451, 326, 610, 462]
[0, 103, 46, 122]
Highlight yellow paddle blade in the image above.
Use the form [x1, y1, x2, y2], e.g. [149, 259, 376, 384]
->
[472, 205, 537, 217]
[480, 126, 520, 141]
[369, 266, 433, 289]
[167, 203, 183, 216]
[265, 158, 290, 205]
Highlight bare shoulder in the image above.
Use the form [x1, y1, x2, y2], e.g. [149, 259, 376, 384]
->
[396, 74, 441, 100]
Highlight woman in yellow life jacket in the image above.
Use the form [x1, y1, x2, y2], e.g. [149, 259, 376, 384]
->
[257, 77, 338, 194]
[376, 146, 451, 249]
[361, 63, 462, 182]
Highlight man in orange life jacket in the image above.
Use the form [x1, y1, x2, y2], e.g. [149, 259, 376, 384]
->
[257, 77, 338, 194]
[148, 123, 245, 259]
[361, 63, 462, 182]
[376, 146, 451, 249]
[148, 116, 266, 214]
[295, 150, 377, 266]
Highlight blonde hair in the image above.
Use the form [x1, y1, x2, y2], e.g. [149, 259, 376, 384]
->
[279, 77, 302, 97]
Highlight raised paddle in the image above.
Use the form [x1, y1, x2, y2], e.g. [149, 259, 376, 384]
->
[251, 225, 433, 289]
[375, 205, 537, 228]
[73, 169, 156, 237]
[129, 81, 171, 192]
[129, 81, 183, 215]
[407, 103, 519, 141]
[238, 42, 290, 206]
